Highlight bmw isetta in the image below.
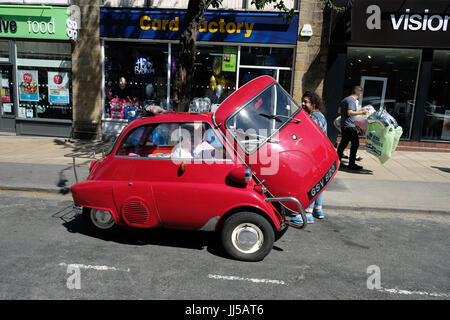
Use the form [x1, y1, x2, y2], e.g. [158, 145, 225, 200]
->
[71, 76, 339, 261]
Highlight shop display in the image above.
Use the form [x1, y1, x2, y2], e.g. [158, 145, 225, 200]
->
[134, 57, 155, 77]
[189, 97, 211, 113]
[109, 98, 127, 119]
[18, 70, 39, 102]
[48, 71, 70, 104]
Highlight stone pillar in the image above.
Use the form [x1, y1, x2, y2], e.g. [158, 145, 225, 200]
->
[293, 0, 330, 103]
[71, 0, 102, 140]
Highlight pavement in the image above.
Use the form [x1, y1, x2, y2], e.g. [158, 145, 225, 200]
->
[0, 134, 449, 214]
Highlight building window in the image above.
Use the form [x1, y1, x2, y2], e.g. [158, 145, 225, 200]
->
[0, 41, 9, 62]
[239, 46, 293, 94]
[16, 41, 72, 120]
[345, 47, 421, 139]
[422, 50, 450, 141]
[168, 44, 238, 112]
[104, 41, 170, 119]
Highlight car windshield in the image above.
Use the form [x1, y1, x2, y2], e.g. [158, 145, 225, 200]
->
[225, 83, 300, 153]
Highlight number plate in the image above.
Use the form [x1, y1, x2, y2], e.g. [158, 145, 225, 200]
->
[307, 161, 337, 200]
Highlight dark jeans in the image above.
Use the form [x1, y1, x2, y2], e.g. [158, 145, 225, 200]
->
[337, 127, 359, 166]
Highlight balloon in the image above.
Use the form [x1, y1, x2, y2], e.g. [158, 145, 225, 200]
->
[215, 84, 223, 98]
[145, 84, 154, 97]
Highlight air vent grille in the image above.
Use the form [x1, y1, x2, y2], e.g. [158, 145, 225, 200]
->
[123, 199, 150, 225]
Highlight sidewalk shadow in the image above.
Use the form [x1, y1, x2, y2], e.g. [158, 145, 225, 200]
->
[431, 166, 450, 174]
[55, 210, 229, 259]
[339, 166, 373, 175]
[53, 138, 114, 155]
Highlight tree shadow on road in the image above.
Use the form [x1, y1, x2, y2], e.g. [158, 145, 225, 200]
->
[57, 211, 229, 259]
[53, 138, 114, 154]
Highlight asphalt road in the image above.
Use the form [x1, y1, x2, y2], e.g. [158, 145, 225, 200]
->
[0, 190, 449, 301]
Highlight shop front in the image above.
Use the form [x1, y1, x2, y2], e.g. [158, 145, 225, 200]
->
[100, 8, 298, 140]
[324, 0, 450, 146]
[0, 5, 73, 137]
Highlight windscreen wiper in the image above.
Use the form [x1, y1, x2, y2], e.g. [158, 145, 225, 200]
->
[258, 113, 283, 122]
[259, 113, 301, 123]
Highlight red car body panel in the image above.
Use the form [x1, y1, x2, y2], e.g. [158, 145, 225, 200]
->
[214, 76, 339, 211]
[71, 76, 338, 233]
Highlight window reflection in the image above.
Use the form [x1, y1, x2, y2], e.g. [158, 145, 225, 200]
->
[422, 50, 450, 141]
[345, 47, 421, 139]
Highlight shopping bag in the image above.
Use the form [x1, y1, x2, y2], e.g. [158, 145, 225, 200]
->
[334, 105, 376, 134]
[366, 121, 403, 164]
[333, 116, 341, 133]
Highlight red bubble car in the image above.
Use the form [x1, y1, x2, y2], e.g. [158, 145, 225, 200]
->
[71, 76, 339, 261]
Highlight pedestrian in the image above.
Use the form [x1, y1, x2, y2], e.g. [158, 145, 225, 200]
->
[292, 91, 327, 224]
[336, 85, 368, 170]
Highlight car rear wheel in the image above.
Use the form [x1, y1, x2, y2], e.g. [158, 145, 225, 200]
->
[83, 207, 120, 235]
[221, 212, 275, 262]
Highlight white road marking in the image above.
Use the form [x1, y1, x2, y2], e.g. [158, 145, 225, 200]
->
[378, 287, 450, 298]
[208, 274, 286, 285]
[59, 263, 130, 272]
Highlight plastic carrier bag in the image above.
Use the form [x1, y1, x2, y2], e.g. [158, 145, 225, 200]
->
[334, 105, 376, 135]
[365, 108, 403, 164]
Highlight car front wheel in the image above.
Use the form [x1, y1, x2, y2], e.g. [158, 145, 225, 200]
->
[221, 212, 275, 262]
[83, 207, 120, 235]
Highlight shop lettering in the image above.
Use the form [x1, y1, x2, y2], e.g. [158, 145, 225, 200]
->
[366, 5, 450, 32]
[0, 17, 17, 33]
[139, 16, 255, 37]
[199, 19, 254, 38]
[140, 16, 179, 31]
[27, 18, 55, 34]
[391, 9, 449, 32]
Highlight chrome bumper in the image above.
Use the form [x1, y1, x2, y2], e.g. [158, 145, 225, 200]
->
[73, 205, 83, 215]
[264, 197, 307, 229]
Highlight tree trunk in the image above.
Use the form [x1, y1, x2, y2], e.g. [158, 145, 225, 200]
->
[173, 0, 212, 112]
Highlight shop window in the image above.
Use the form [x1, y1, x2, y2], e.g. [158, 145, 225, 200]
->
[345, 47, 421, 139]
[170, 44, 238, 111]
[16, 41, 72, 120]
[0, 65, 14, 117]
[0, 41, 9, 62]
[240, 47, 293, 68]
[239, 46, 293, 94]
[104, 42, 170, 120]
[422, 50, 450, 141]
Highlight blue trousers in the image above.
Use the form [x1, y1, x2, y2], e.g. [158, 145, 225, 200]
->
[306, 193, 323, 213]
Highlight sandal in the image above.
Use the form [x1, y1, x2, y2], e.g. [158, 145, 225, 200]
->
[312, 210, 324, 219]
[305, 212, 314, 224]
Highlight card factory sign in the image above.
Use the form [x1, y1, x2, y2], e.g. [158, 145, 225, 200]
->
[351, 0, 450, 48]
[100, 9, 299, 45]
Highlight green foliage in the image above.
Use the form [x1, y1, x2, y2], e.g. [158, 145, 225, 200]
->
[324, 0, 347, 13]
[251, 0, 295, 21]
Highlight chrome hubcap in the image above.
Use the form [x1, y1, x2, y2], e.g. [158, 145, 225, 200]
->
[91, 209, 115, 229]
[231, 223, 264, 254]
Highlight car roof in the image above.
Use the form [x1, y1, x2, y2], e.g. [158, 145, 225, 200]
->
[127, 112, 214, 129]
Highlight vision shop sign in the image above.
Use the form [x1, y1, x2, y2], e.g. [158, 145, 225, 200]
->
[351, 0, 450, 48]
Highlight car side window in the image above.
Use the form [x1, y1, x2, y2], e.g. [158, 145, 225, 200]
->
[116, 122, 230, 161]
[116, 123, 176, 158]
[167, 122, 230, 161]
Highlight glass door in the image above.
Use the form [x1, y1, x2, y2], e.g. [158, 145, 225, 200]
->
[359, 76, 387, 110]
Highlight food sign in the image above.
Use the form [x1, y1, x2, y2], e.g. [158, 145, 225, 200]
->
[18, 70, 39, 101]
[48, 71, 70, 104]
